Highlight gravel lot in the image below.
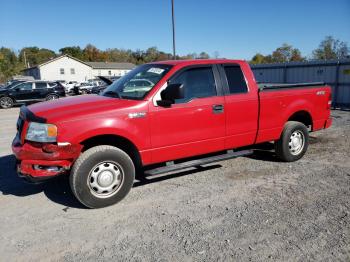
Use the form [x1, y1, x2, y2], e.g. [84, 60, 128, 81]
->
[0, 107, 349, 261]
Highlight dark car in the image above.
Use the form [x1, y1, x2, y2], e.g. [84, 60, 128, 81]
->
[90, 76, 121, 94]
[0, 81, 65, 109]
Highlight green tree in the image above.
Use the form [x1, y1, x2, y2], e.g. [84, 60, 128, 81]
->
[250, 44, 305, 64]
[198, 52, 210, 59]
[312, 36, 349, 60]
[19, 47, 56, 67]
[250, 53, 266, 64]
[271, 44, 305, 63]
[59, 46, 85, 60]
[83, 44, 107, 62]
[105, 48, 135, 63]
[0, 47, 23, 82]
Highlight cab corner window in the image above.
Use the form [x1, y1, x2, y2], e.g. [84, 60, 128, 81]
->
[224, 65, 248, 94]
[171, 67, 217, 104]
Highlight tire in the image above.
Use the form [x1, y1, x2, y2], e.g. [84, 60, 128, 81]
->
[70, 145, 135, 208]
[81, 90, 88, 95]
[46, 94, 59, 101]
[0, 96, 14, 109]
[275, 121, 309, 162]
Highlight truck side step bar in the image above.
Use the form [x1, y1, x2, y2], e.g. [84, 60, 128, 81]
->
[144, 149, 253, 176]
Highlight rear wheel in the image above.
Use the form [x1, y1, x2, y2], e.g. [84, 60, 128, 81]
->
[70, 145, 135, 208]
[275, 121, 309, 162]
[46, 94, 59, 101]
[0, 96, 14, 109]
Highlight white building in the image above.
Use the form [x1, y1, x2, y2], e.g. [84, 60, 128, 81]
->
[22, 55, 135, 82]
[86, 62, 135, 77]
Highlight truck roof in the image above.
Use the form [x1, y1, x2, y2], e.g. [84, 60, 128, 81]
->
[151, 59, 246, 66]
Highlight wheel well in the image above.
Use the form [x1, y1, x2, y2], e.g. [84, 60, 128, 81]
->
[80, 135, 142, 169]
[288, 111, 313, 129]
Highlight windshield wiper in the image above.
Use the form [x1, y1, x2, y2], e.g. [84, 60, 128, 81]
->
[103, 90, 120, 98]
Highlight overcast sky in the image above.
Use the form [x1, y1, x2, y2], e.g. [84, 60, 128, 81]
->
[1, 0, 349, 59]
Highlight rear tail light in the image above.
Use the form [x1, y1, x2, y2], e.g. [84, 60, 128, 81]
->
[327, 93, 332, 110]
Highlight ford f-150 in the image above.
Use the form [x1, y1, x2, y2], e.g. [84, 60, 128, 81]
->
[12, 59, 332, 208]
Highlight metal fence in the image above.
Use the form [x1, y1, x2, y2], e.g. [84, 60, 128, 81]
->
[251, 59, 350, 110]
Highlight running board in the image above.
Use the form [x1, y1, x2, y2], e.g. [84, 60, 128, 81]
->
[144, 149, 253, 176]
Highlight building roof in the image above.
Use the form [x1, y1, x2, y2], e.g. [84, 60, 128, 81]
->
[22, 54, 92, 71]
[22, 54, 135, 72]
[86, 62, 135, 70]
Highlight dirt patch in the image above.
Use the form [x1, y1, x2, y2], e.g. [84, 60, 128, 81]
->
[0, 109, 349, 261]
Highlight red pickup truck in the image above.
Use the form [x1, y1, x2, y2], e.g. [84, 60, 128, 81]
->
[12, 59, 332, 208]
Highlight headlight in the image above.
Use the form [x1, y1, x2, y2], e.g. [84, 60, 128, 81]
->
[26, 122, 57, 142]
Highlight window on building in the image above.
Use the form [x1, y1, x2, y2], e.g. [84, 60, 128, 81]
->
[170, 67, 217, 104]
[70, 68, 75, 74]
[224, 65, 248, 94]
[108, 70, 112, 76]
[35, 82, 48, 89]
[60, 68, 65, 75]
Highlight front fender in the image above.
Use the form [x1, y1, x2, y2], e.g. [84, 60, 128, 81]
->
[56, 116, 151, 151]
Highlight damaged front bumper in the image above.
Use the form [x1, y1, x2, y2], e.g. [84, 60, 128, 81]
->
[12, 138, 82, 183]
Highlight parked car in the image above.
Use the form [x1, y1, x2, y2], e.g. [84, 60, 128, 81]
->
[73, 82, 96, 95]
[90, 76, 117, 94]
[12, 59, 332, 208]
[64, 81, 79, 94]
[0, 81, 65, 109]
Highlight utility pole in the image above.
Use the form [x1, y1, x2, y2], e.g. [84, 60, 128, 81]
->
[23, 51, 28, 68]
[171, 0, 176, 59]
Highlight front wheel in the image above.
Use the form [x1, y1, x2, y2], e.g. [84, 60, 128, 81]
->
[70, 145, 135, 208]
[275, 121, 309, 162]
[0, 96, 14, 109]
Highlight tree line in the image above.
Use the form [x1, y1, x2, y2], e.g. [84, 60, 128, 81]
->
[0, 36, 348, 83]
[250, 36, 349, 64]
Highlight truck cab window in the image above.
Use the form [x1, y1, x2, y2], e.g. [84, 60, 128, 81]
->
[171, 67, 217, 103]
[224, 65, 248, 94]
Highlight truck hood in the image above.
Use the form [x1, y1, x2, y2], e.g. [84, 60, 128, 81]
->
[27, 95, 143, 123]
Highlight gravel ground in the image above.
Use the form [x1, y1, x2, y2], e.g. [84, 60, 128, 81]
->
[0, 107, 349, 261]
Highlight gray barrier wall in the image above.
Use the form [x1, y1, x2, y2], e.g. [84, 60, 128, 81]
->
[251, 59, 350, 110]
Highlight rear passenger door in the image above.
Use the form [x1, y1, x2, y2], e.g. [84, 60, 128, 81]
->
[150, 65, 226, 163]
[33, 82, 49, 100]
[218, 64, 259, 149]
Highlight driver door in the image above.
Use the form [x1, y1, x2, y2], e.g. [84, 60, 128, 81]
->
[149, 65, 226, 163]
[12, 82, 34, 101]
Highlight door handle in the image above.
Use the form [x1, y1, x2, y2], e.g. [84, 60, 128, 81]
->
[212, 104, 224, 114]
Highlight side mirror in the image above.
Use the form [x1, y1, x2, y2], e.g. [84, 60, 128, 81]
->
[156, 83, 184, 107]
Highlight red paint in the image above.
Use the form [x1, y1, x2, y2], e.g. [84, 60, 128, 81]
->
[12, 59, 332, 180]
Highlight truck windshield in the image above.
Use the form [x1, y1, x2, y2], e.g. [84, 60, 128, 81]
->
[101, 64, 172, 100]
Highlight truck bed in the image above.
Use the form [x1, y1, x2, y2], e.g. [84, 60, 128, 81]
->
[256, 83, 332, 144]
[258, 82, 326, 90]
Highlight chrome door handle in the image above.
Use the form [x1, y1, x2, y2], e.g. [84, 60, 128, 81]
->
[212, 104, 224, 114]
